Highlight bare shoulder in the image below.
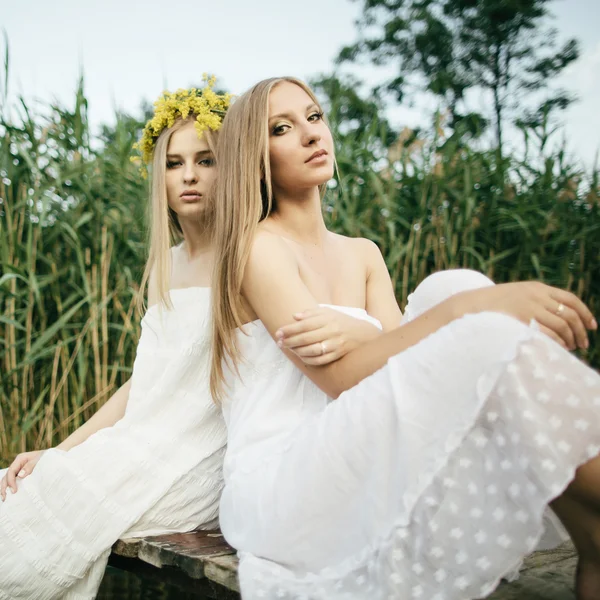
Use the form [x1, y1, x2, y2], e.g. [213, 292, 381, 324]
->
[332, 234, 384, 269]
[250, 228, 297, 263]
[242, 228, 319, 327]
[354, 236, 383, 258]
[331, 232, 379, 252]
[245, 228, 301, 284]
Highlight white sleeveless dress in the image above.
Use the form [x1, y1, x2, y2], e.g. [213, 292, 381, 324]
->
[219, 270, 600, 600]
[0, 287, 226, 600]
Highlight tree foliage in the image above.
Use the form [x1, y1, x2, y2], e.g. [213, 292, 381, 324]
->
[338, 0, 579, 154]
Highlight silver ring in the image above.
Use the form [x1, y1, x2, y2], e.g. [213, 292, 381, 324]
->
[320, 342, 326, 355]
[556, 303, 565, 316]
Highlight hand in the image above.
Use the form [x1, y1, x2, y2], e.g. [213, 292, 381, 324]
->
[450, 281, 597, 350]
[1, 450, 46, 501]
[275, 307, 380, 366]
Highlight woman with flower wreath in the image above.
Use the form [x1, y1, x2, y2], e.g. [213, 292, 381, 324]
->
[0, 77, 231, 599]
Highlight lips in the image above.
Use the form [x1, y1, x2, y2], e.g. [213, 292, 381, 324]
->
[180, 190, 202, 201]
[305, 150, 328, 163]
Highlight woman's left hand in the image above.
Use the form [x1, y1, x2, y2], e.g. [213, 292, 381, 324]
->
[275, 307, 380, 366]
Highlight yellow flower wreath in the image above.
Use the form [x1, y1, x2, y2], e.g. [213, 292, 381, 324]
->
[133, 74, 231, 166]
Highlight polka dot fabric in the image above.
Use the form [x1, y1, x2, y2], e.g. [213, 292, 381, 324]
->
[220, 272, 600, 600]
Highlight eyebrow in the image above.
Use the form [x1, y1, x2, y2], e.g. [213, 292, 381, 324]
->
[268, 103, 320, 124]
[166, 150, 213, 159]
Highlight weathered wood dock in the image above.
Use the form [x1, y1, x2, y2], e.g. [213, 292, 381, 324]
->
[110, 530, 238, 598]
[110, 532, 578, 598]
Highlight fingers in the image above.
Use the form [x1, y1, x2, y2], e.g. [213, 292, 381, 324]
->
[536, 311, 576, 350]
[292, 307, 326, 321]
[19, 460, 36, 479]
[292, 337, 344, 359]
[538, 325, 568, 349]
[276, 317, 327, 345]
[1, 456, 25, 501]
[279, 329, 330, 350]
[555, 303, 588, 349]
[550, 288, 597, 331]
[0, 452, 42, 500]
[292, 342, 327, 358]
[276, 320, 318, 341]
[6, 464, 19, 495]
[544, 288, 593, 350]
[298, 349, 339, 366]
[286, 334, 341, 366]
[0, 474, 7, 501]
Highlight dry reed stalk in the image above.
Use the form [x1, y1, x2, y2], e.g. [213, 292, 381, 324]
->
[37, 344, 62, 449]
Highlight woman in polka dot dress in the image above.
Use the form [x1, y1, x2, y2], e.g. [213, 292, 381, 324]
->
[210, 77, 600, 600]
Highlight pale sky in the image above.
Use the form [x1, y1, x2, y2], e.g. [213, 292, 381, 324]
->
[3, 0, 599, 168]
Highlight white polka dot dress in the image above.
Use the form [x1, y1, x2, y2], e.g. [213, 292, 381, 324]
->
[219, 271, 600, 600]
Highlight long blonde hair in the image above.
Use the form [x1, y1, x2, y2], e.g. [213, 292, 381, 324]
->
[210, 77, 326, 402]
[138, 117, 218, 312]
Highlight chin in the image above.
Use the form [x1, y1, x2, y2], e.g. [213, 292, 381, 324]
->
[307, 165, 336, 187]
[316, 172, 334, 186]
[314, 171, 334, 187]
[173, 202, 208, 220]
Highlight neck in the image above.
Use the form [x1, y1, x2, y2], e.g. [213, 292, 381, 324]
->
[178, 216, 212, 258]
[270, 185, 327, 246]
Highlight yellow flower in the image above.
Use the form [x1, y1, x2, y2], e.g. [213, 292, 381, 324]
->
[133, 74, 232, 166]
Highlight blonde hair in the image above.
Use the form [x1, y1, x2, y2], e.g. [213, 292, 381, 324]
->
[138, 117, 218, 312]
[210, 77, 326, 402]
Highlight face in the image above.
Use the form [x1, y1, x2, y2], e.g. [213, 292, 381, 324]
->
[165, 120, 216, 221]
[268, 81, 334, 194]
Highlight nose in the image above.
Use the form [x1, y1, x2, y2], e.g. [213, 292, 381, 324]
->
[301, 126, 321, 147]
[182, 161, 198, 184]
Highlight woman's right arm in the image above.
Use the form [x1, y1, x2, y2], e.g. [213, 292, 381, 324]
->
[57, 265, 159, 452]
[58, 265, 157, 453]
[56, 378, 132, 451]
[2, 269, 158, 500]
[1, 379, 132, 499]
[242, 233, 596, 400]
[59, 265, 158, 453]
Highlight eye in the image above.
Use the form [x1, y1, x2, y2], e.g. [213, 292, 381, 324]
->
[198, 157, 215, 167]
[308, 111, 323, 122]
[166, 160, 181, 169]
[272, 123, 290, 136]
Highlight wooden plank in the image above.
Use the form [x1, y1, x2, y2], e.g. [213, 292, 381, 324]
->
[519, 541, 577, 571]
[106, 553, 239, 598]
[111, 530, 238, 592]
[204, 554, 241, 593]
[111, 537, 142, 559]
[111, 534, 576, 598]
[488, 542, 576, 600]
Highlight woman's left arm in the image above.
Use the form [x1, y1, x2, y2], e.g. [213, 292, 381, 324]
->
[276, 306, 381, 365]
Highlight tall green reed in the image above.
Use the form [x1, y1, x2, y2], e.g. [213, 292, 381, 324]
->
[1, 77, 598, 463]
[0, 77, 147, 461]
[325, 111, 599, 367]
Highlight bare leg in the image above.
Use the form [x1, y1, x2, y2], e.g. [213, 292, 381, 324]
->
[564, 455, 600, 512]
[552, 483, 600, 599]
